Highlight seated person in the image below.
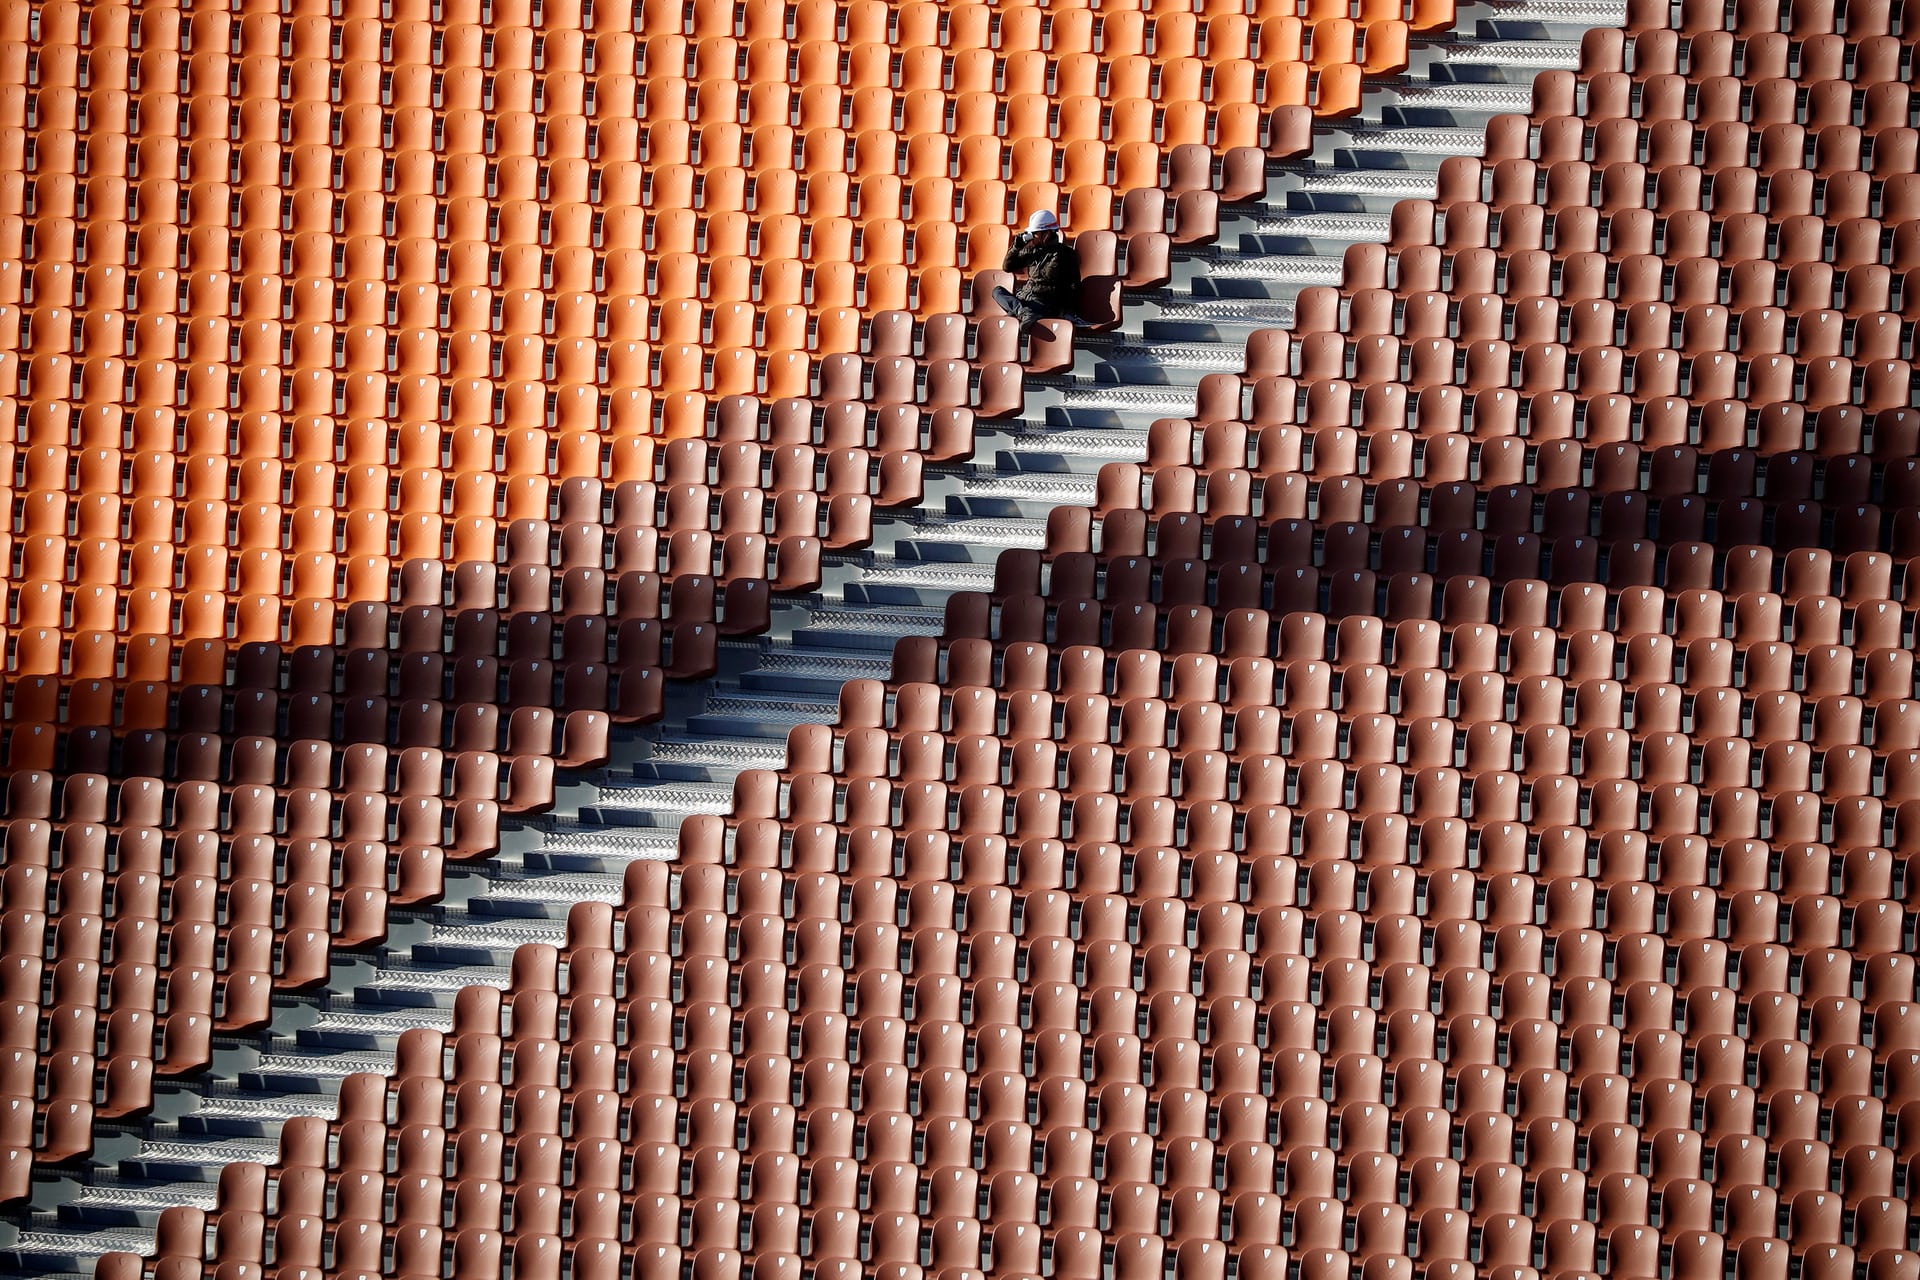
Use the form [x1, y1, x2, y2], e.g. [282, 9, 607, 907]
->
[992, 210, 1081, 336]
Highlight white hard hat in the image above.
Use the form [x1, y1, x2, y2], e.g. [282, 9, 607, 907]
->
[1026, 210, 1061, 233]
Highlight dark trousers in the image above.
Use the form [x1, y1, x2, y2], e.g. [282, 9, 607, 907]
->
[991, 285, 1048, 329]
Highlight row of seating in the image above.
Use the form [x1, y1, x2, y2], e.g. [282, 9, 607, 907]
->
[1246, 337, 1917, 410]
[7, 587, 1911, 703]
[1104, 442, 1920, 500]
[1136, 401, 1920, 502]
[1620, 0, 1914, 38]
[864, 638, 1920, 713]
[1287, 285, 1916, 353]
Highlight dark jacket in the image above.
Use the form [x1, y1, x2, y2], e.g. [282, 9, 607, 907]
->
[1002, 231, 1081, 316]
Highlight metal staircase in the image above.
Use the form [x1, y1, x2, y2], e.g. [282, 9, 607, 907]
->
[0, 1, 1621, 1270]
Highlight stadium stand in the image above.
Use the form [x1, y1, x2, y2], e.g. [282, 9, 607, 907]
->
[6, 0, 1918, 1275]
[0, 0, 1421, 1211]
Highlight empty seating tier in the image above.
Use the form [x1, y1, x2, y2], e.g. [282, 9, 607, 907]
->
[0, 0, 1456, 1193]
[72, 0, 1920, 1275]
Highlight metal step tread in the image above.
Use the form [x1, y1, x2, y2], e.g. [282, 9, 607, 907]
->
[688, 695, 839, 725]
[1052, 384, 1198, 412]
[1152, 299, 1298, 328]
[1245, 211, 1394, 238]
[475, 872, 626, 906]
[532, 826, 682, 858]
[355, 964, 514, 995]
[587, 780, 736, 808]
[1296, 170, 1443, 197]
[742, 651, 894, 682]
[302, 1007, 457, 1036]
[959, 473, 1099, 502]
[896, 516, 1051, 547]
[1101, 342, 1244, 371]
[7, 1229, 159, 1260]
[1336, 126, 1497, 158]
[1430, 37, 1584, 63]
[858, 562, 1000, 588]
[1389, 81, 1538, 112]
[1339, 125, 1492, 153]
[999, 431, 1149, 461]
[1205, 255, 1349, 282]
[245, 1054, 392, 1083]
[65, 1180, 219, 1215]
[1482, 0, 1627, 20]
[420, 919, 569, 949]
[187, 1094, 340, 1124]
[798, 605, 946, 634]
[133, 1138, 281, 1167]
